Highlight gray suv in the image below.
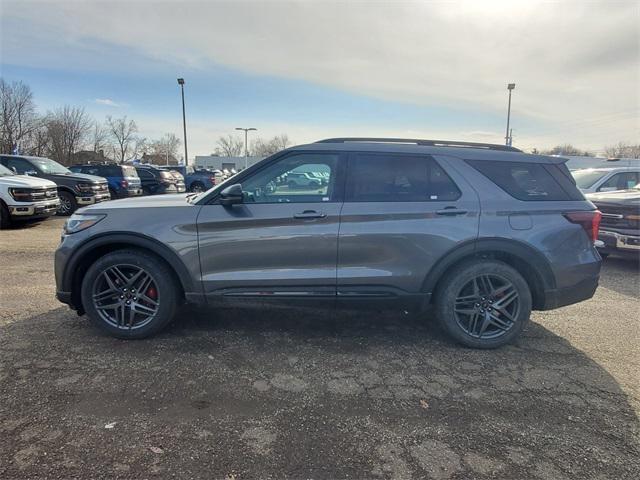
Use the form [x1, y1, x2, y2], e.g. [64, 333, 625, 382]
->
[54, 138, 602, 348]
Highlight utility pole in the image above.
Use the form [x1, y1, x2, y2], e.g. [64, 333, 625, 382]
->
[235, 127, 257, 170]
[177, 78, 188, 166]
[505, 83, 516, 146]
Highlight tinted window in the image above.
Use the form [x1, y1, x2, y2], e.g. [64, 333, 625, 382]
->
[241, 153, 338, 204]
[598, 172, 640, 191]
[346, 154, 460, 202]
[136, 169, 155, 179]
[2, 157, 35, 175]
[467, 160, 580, 201]
[572, 169, 608, 189]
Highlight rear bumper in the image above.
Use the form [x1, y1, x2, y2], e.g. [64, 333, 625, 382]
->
[541, 275, 599, 310]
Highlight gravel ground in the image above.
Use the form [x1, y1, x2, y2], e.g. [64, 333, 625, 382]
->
[1, 217, 639, 479]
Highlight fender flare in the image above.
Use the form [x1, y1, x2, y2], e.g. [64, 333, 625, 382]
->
[62, 232, 195, 294]
[422, 238, 556, 294]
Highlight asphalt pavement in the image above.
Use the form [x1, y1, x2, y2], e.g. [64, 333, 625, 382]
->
[1, 217, 639, 479]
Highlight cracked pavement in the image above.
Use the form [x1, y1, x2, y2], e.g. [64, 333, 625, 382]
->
[1, 218, 639, 479]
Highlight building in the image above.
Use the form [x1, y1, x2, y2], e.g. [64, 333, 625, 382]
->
[194, 155, 264, 171]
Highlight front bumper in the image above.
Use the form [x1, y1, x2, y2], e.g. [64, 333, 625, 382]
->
[597, 230, 640, 256]
[76, 192, 111, 205]
[9, 200, 60, 218]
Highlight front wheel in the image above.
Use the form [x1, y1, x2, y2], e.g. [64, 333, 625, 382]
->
[189, 182, 205, 193]
[435, 260, 532, 349]
[81, 250, 179, 339]
[57, 191, 76, 216]
[0, 201, 11, 229]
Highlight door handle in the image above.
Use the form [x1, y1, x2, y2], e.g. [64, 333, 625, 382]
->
[294, 210, 326, 219]
[436, 207, 468, 216]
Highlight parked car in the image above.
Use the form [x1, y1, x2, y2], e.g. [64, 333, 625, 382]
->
[69, 163, 142, 199]
[55, 137, 601, 348]
[572, 167, 640, 194]
[133, 164, 186, 195]
[285, 171, 323, 189]
[0, 163, 59, 228]
[587, 184, 640, 258]
[160, 165, 217, 193]
[0, 155, 110, 215]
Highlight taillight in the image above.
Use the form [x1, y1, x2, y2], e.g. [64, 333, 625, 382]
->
[563, 210, 602, 242]
[121, 179, 128, 188]
[210, 176, 216, 184]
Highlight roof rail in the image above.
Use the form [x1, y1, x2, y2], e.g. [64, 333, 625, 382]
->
[315, 137, 522, 152]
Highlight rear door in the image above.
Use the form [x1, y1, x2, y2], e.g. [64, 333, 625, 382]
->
[337, 152, 480, 301]
[196, 151, 344, 303]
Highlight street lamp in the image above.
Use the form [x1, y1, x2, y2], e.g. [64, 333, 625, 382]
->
[235, 127, 257, 170]
[505, 83, 516, 146]
[177, 78, 188, 166]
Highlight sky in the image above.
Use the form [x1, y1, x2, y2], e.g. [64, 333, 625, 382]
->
[1, 0, 638, 159]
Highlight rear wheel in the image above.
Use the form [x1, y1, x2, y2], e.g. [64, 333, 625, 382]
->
[435, 260, 531, 349]
[57, 191, 76, 216]
[81, 250, 179, 339]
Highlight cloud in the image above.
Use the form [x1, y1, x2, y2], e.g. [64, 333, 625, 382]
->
[94, 98, 122, 107]
[2, 0, 638, 152]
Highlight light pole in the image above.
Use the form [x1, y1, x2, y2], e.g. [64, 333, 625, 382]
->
[235, 127, 257, 170]
[505, 83, 515, 146]
[177, 78, 188, 165]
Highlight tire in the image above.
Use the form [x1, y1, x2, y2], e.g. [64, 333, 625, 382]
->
[0, 200, 11, 229]
[108, 188, 117, 200]
[57, 191, 76, 216]
[434, 259, 532, 349]
[190, 182, 205, 193]
[81, 249, 179, 339]
[599, 252, 609, 259]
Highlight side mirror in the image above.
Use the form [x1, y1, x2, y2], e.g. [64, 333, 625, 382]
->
[219, 183, 244, 206]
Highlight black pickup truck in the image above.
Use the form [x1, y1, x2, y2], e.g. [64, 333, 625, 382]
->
[587, 185, 640, 258]
[0, 155, 110, 215]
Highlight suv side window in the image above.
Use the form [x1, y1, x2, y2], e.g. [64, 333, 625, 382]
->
[241, 153, 338, 204]
[467, 160, 577, 201]
[2, 157, 35, 175]
[598, 172, 639, 191]
[345, 153, 461, 202]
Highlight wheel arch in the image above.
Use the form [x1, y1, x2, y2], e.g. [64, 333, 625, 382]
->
[423, 238, 555, 310]
[63, 233, 195, 313]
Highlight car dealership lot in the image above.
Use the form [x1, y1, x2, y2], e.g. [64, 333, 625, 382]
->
[1, 218, 638, 479]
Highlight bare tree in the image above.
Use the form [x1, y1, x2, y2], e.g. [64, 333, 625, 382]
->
[106, 116, 138, 163]
[22, 118, 50, 157]
[0, 78, 39, 154]
[603, 142, 640, 159]
[150, 133, 181, 164]
[91, 121, 109, 153]
[215, 134, 244, 157]
[250, 135, 293, 157]
[45, 106, 92, 165]
[542, 144, 593, 157]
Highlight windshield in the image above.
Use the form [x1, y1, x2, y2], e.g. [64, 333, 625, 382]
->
[0, 164, 15, 176]
[572, 169, 607, 189]
[31, 157, 71, 175]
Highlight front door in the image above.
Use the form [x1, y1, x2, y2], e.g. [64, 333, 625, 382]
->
[197, 152, 344, 303]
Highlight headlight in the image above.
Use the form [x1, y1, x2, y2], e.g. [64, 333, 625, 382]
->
[9, 188, 34, 201]
[76, 183, 93, 193]
[63, 214, 106, 234]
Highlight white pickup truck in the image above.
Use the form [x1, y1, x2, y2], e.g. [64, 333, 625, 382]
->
[0, 163, 60, 229]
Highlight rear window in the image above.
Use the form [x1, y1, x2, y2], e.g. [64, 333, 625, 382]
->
[122, 165, 138, 177]
[572, 169, 607, 189]
[466, 160, 583, 201]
